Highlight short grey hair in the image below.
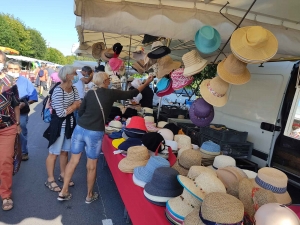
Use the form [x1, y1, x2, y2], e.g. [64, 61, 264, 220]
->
[0, 51, 6, 63]
[58, 65, 76, 82]
[6, 59, 22, 69]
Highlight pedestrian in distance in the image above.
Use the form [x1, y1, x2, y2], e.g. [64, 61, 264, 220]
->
[35, 63, 48, 97]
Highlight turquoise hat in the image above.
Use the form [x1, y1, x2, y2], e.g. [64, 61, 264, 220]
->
[156, 77, 171, 93]
[194, 26, 221, 54]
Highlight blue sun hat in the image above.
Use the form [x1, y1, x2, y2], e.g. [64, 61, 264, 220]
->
[194, 26, 221, 54]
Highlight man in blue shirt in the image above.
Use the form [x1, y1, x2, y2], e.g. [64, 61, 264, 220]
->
[6, 59, 38, 161]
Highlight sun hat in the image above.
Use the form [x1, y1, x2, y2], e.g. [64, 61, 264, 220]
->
[251, 167, 291, 205]
[183, 209, 205, 225]
[145, 122, 160, 132]
[132, 46, 146, 61]
[194, 26, 221, 54]
[217, 54, 251, 85]
[174, 135, 192, 150]
[171, 68, 194, 90]
[157, 55, 181, 79]
[112, 138, 126, 149]
[144, 55, 157, 71]
[157, 121, 168, 128]
[200, 76, 229, 107]
[144, 190, 176, 207]
[158, 128, 174, 141]
[255, 203, 299, 225]
[156, 81, 174, 97]
[186, 166, 218, 181]
[163, 123, 180, 136]
[142, 132, 165, 152]
[133, 156, 170, 187]
[100, 48, 114, 62]
[177, 147, 192, 158]
[208, 155, 236, 170]
[118, 138, 143, 151]
[172, 150, 202, 176]
[131, 60, 145, 74]
[144, 116, 155, 123]
[167, 189, 202, 222]
[177, 171, 226, 201]
[165, 208, 183, 225]
[126, 116, 147, 131]
[92, 42, 105, 59]
[118, 146, 150, 173]
[108, 120, 123, 130]
[165, 140, 178, 151]
[189, 98, 214, 127]
[147, 41, 171, 59]
[243, 169, 257, 179]
[108, 58, 123, 72]
[230, 26, 278, 63]
[156, 77, 170, 92]
[182, 50, 208, 77]
[200, 141, 220, 158]
[147, 63, 158, 77]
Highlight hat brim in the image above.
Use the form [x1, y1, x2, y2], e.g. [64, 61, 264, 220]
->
[144, 181, 183, 198]
[177, 175, 205, 202]
[167, 197, 197, 221]
[242, 169, 257, 179]
[118, 158, 149, 173]
[165, 208, 184, 225]
[147, 46, 171, 59]
[200, 148, 220, 156]
[183, 60, 208, 77]
[183, 208, 205, 225]
[189, 104, 214, 127]
[171, 160, 189, 176]
[132, 52, 146, 61]
[200, 79, 228, 107]
[144, 193, 167, 206]
[195, 29, 221, 54]
[157, 61, 182, 79]
[217, 59, 251, 85]
[132, 174, 146, 187]
[230, 27, 278, 62]
[250, 178, 292, 205]
[144, 190, 174, 203]
[100, 48, 114, 62]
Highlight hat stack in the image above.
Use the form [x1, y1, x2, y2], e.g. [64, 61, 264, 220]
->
[112, 138, 126, 149]
[171, 68, 194, 90]
[144, 167, 183, 206]
[118, 146, 150, 173]
[182, 50, 208, 77]
[156, 77, 174, 97]
[172, 149, 202, 176]
[105, 120, 123, 134]
[124, 116, 147, 139]
[199, 141, 221, 166]
[133, 156, 170, 188]
[189, 98, 214, 127]
[208, 155, 236, 170]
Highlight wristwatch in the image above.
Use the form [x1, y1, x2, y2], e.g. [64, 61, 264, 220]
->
[16, 122, 20, 126]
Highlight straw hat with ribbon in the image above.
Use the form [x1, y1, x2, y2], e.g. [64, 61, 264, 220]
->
[132, 46, 146, 61]
[157, 55, 181, 79]
[172, 149, 202, 176]
[171, 68, 194, 90]
[200, 140, 220, 158]
[208, 155, 236, 170]
[200, 76, 229, 107]
[182, 50, 208, 77]
[217, 53, 251, 85]
[92, 42, 105, 59]
[230, 26, 278, 63]
[147, 41, 171, 59]
[194, 26, 221, 54]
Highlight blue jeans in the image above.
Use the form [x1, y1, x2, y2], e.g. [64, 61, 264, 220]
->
[20, 114, 28, 155]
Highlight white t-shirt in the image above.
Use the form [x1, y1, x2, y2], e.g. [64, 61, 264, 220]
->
[73, 70, 85, 99]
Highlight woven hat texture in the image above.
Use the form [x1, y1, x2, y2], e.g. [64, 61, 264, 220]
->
[92, 42, 105, 59]
[172, 150, 202, 176]
[157, 55, 181, 79]
[183, 50, 208, 77]
[208, 155, 236, 170]
[183, 208, 205, 225]
[186, 165, 217, 180]
[100, 48, 114, 62]
[174, 134, 192, 149]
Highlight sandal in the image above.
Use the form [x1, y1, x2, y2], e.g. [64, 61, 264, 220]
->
[85, 192, 99, 204]
[58, 175, 75, 187]
[2, 198, 13, 211]
[57, 192, 72, 201]
[45, 180, 61, 192]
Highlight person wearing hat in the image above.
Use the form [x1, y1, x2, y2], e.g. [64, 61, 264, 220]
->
[58, 72, 154, 203]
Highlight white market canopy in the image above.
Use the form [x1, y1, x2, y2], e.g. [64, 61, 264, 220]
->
[74, 0, 300, 61]
[6, 55, 60, 66]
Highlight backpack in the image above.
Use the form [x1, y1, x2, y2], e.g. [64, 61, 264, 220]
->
[41, 82, 61, 122]
[38, 69, 44, 77]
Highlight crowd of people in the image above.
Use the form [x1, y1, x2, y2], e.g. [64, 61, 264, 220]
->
[0, 50, 154, 210]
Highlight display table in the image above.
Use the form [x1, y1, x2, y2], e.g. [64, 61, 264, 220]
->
[102, 135, 169, 225]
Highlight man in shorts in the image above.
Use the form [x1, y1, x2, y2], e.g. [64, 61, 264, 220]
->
[35, 64, 48, 97]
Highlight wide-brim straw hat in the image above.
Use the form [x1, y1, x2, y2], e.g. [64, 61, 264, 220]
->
[165, 205, 185, 225]
[118, 146, 150, 173]
[186, 165, 217, 180]
[230, 26, 278, 63]
[157, 55, 181, 79]
[250, 167, 291, 205]
[217, 53, 251, 85]
[194, 26, 221, 54]
[132, 60, 145, 74]
[144, 55, 157, 71]
[183, 209, 204, 225]
[177, 172, 226, 201]
[231, 49, 275, 64]
[183, 50, 208, 77]
[92, 42, 105, 59]
[172, 150, 202, 176]
[174, 135, 192, 150]
[208, 155, 236, 170]
[100, 48, 114, 62]
[200, 76, 229, 107]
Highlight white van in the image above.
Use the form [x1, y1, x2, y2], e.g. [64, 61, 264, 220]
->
[212, 61, 300, 186]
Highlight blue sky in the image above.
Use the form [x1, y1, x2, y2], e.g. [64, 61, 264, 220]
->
[1, 0, 78, 56]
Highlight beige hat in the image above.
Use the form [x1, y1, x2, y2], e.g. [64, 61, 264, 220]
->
[200, 76, 229, 107]
[208, 155, 236, 170]
[186, 165, 217, 180]
[157, 128, 174, 141]
[183, 208, 205, 225]
[157, 55, 181, 79]
[92, 42, 105, 59]
[157, 121, 168, 128]
[251, 167, 291, 205]
[217, 54, 251, 85]
[177, 147, 192, 158]
[177, 171, 226, 201]
[174, 135, 192, 149]
[243, 169, 257, 179]
[144, 55, 157, 71]
[142, 107, 153, 115]
[144, 116, 155, 123]
[132, 46, 146, 61]
[230, 26, 278, 63]
[148, 63, 158, 77]
[182, 50, 208, 77]
[172, 150, 202, 176]
[100, 48, 114, 62]
[132, 60, 145, 74]
[118, 146, 150, 173]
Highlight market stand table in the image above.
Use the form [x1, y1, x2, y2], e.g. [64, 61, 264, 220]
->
[102, 135, 170, 225]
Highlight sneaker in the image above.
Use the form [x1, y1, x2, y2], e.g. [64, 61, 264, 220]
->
[22, 154, 29, 161]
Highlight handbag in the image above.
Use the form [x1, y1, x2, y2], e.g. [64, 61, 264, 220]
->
[94, 90, 106, 128]
[13, 134, 22, 176]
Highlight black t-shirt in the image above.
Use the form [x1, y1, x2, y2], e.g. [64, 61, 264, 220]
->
[140, 86, 154, 108]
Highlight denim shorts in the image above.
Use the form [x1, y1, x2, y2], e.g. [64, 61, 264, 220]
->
[71, 125, 104, 159]
[49, 127, 71, 155]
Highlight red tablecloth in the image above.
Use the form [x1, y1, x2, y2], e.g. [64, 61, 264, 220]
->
[102, 135, 170, 225]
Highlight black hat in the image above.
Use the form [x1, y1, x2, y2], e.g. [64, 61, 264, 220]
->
[108, 106, 122, 121]
[122, 108, 137, 119]
[142, 132, 164, 153]
[147, 41, 171, 60]
[163, 123, 180, 136]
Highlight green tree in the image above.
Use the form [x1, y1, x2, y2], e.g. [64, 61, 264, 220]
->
[27, 28, 47, 59]
[44, 47, 66, 65]
[65, 55, 77, 65]
[0, 14, 21, 51]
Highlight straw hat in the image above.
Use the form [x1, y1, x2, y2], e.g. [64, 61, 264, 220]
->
[171, 68, 194, 90]
[189, 98, 214, 127]
[183, 50, 208, 77]
[230, 26, 278, 63]
[118, 146, 150, 173]
[208, 155, 236, 170]
[157, 121, 168, 128]
[174, 135, 192, 149]
[147, 63, 158, 77]
[194, 26, 221, 54]
[184, 209, 205, 225]
[186, 165, 217, 180]
[132, 46, 146, 61]
[132, 60, 145, 74]
[217, 53, 251, 85]
[147, 41, 171, 59]
[243, 169, 257, 179]
[200, 76, 229, 107]
[92, 42, 105, 59]
[100, 48, 114, 62]
[144, 116, 155, 123]
[251, 167, 291, 205]
[172, 150, 202, 176]
[157, 55, 181, 79]
[254, 203, 299, 225]
[144, 55, 157, 71]
[178, 171, 226, 201]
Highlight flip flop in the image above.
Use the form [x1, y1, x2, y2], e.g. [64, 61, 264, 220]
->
[85, 192, 99, 204]
[57, 192, 72, 201]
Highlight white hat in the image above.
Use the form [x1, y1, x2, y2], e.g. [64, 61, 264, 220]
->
[108, 120, 122, 130]
[174, 135, 192, 149]
[157, 121, 168, 128]
[208, 155, 236, 170]
[143, 107, 154, 115]
[165, 140, 178, 151]
[242, 169, 257, 179]
[157, 128, 174, 141]
[144, 116, 155, 123]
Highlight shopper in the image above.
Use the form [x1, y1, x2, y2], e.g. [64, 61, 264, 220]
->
[6, 59, 38, 161]
[58, 72, 153, 203]
[0, 50, 21, 211]
[44, 65, 81, 192]
[36, 64, 48, 97]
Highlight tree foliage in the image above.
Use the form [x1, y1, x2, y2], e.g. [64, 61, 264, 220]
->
[0, 14, 21, 51]
[27, 28, 47, 59]
[44, 47, 66, 65]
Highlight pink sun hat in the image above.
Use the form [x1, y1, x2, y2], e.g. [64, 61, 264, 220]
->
[109, 58, 123, 72]
[171, 68, 194, 90]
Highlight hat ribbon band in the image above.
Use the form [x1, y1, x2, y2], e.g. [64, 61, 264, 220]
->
[151, 45, 163, 51]
[178, 161, 190, 170]
[207, 82, 225, 98]
[144, 113, 153, 116]
[212, 165, 218, 170]
[255, 176, 287, 194]
[199, 210, 243, 225]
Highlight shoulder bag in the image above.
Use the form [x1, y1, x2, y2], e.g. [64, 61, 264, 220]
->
[94, 90, 106, 128]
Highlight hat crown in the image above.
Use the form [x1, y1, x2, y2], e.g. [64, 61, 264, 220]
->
[151, 41, 163, 50]
[213, 155, 236, 169]
[223, 54, 247, 75]
[256, 167, 288, 189]
[144, 156, 170, 172]
[208, 76, 229, 96]
[158, 128, 174, 141]
[181, 189, 202, 207]
[109, 120, 122, 129]
[126, 116, 147, 131]
[127, 146, 149, 161]
[243, 26, 268, 49]
[151, 167, 181, 190]
[174, 135, 192, 149]
[178, 150, 202, 169]
[198, 26, 218, 47]
[195, 172, 226, 195]
[193, 98, 213, 118]
[182, 50, 205, 67]
[187, 166, 216, 180]
[158, 55, 173, 66]
[200, 141, 220, 153]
